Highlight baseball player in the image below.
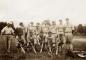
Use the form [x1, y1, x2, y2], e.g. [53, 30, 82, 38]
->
[1, 21, 15, 52]
[57, 19, 65, 55]
[27, 22, 37, 53]
[46, 31, 54, 56]
[41, 21, 50, 51]
[62, 40, 74, 59]
[49, 21, 57, 54]
[34, 22, 41, 45]
[62, 18, 74, 59]
[33, 22, 42, 52]
[64, 18, 74, 44]
[16, 22, 26, 54]
[27, 22, 35, 44]
[50, 21, 57, 44]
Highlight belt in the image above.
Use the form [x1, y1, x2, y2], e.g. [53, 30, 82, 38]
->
[65, 32, 72, 33]
[52, 42, 56, 44]
[52, 33, 56, 34]
[58, 31, 63, 32]
[43, 33, 48, 34]
[2, 34, 13, 35]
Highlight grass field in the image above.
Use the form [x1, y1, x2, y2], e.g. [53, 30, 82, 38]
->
[0, 36, 86, 60]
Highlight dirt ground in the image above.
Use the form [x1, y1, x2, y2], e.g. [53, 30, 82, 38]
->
[0, 36, 86, 60]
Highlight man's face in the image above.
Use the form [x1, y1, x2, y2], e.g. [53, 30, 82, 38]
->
[52, 21, 56, 25]
[59, 20, 62, 24]
[30, 22, 34, 26]
[20, 23, 24, 27]
[66, 18, 69, 24]
[40, 33, 43, 36]
[36, 23, 40, 27]
[48, 33, 52, 36]
[7, 23, 11, 27]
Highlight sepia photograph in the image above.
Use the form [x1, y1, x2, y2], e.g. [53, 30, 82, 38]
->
[0, 0, 86, 60]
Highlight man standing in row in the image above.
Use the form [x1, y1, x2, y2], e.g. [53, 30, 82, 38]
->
[16, 22, 26, 54]
[63, 18, 74, 58]
[27, 22, 37, 53]
[1, 21, 15, 52]
[64, 18, 74, 44]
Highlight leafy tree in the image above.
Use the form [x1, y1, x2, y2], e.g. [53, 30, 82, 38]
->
[83, 26, 86, 35]
[0, 22, 7, 33]
[77, 24, 84, 34]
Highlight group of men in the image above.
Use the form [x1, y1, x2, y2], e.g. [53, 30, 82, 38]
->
[1, 18, 74, 56]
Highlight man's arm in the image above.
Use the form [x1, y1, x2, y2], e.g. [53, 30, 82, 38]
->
[1, 27, 5, 38]
[11, 28, 16, 37]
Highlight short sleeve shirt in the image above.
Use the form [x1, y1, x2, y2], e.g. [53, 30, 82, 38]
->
[50, 25, 57, 33]
[1, 26, 14, 34]
[57, 24, 64, 34]
[64, 24, 73, 33]
[42, 25, 49, 33]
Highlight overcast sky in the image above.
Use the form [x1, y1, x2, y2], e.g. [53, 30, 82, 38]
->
[0, 0, 86, 26]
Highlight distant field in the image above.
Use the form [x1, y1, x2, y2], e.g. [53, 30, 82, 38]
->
[73, 36, 86, 51]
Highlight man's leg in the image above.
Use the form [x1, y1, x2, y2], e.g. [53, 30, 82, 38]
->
[8, 39, 11, 52]
[55, 34, 60, 55]
[40, 41, 44, 53]
[68, 34, 73, 43]
[20, 35, 26, 54]
[21, 35, 26, 44]
[3, 35, 8, 52]
[56, 43, 59, 55]
[48, 42, 52, 53]
[44, 33, 48, 50]
[7, 35, 12, 52]
[65, 33, 73, 43]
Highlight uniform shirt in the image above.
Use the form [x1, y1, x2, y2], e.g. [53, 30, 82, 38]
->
[1, 26, 14, 34]
[57, 24, 64, 34]
[17, 25, 26, 35]
[35, 26, 41, 34]
[64, 23, 73, 33]
[50, 25, 57, 33]
[41, 24, 49, 33]
[27, 25, 36, 34]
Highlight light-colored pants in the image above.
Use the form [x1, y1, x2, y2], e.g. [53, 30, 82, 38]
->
[52, 33, 57, 43]
[2, 35, 13, 52]
[43, 33, 48, 43]
[27, 33, 38, 45]
[27, 32, 35, 43]
[16, 35, 26, 46]
[65, 33, 73, 43]
[33, 35, 40, 45]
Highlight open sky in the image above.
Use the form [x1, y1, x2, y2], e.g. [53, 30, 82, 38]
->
[0, 0, 86, 26]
